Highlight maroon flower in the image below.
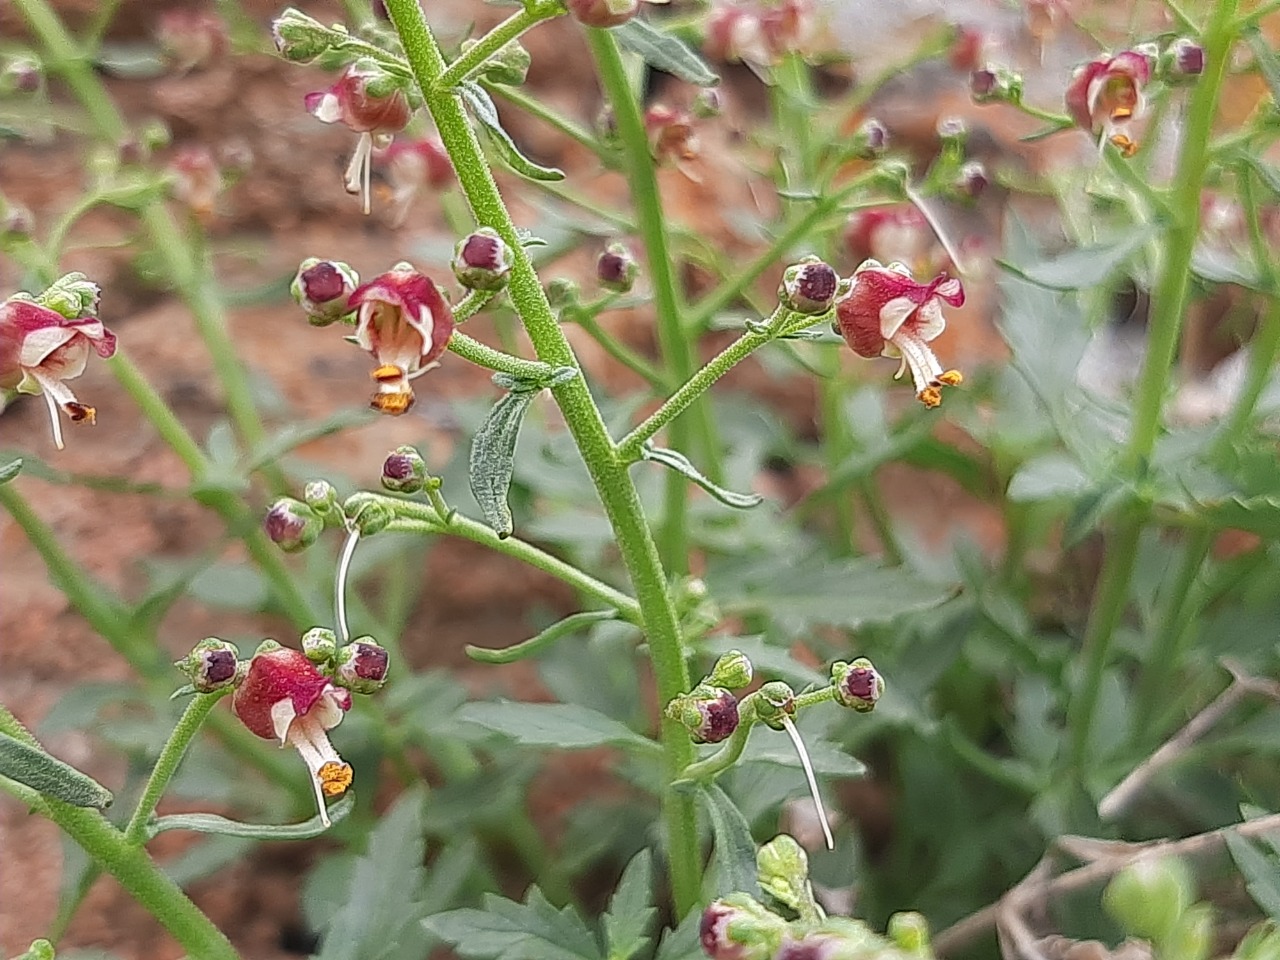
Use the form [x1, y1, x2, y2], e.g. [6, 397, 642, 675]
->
[169, 145, 223, 220]
[306, 65, 411, 214]
[835, 260, 964, 408]
[705, 0, 816, 69]
[383, 137, 452, 226]
[348, 264, 454, 415]
[0, 295, 117, 449]
[232, 644, 353, 824]
[1064, 50, 1150, 156]
[843, 207, 932, 272]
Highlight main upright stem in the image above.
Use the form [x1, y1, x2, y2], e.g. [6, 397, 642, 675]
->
[383, 0, 700, 915]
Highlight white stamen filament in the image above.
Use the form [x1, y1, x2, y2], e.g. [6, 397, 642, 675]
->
[904, 186, 967, 277]
[336, 527, 360, 644]
[780, 716, 835, 850]
[890, 332, 944, 395]
[41, 389, 65, 451]
[287, 716, 342, 827]
[343, 133, 374, 215]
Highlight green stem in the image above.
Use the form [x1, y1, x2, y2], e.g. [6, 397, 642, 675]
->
[0, 705, 238, 960]
[382, 0, 699, 913]
[575, 314, 669, 390]
[486, 81, 605, 157]
[447, 330, 561, 380]
[618, 307, 791, 461]
[453, 289, 495, 323]
[587, 28, 700, 574]
[1065, 0, 1240, 772]
[466, 609, 620, 663]
[125, 691, 230, 844]
[433, 6, 559, 91]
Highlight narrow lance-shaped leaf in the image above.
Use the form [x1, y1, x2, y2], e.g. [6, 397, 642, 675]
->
[0, 731, 113, 809]
[0, 458, 21, 484]
[459, 81, 566, 182]
[147, 793, 355, 840]
[611, 20, 719, 87]
[642, 444, 764, 509]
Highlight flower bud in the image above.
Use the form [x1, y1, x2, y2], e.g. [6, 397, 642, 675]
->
[565, 0, 639, 28]
[1166, 38, 1205, 80]
[936, 115, 967, 145]
[0, 202, 34, 240]
[700, 895, 788, 960]
[597, 243, 638, 293]
[1103, 856, 1193, 944]
[692, 88, 725, 119]
[757, 834, 812, 912]
[461, 38, 531, 86]
[381, 445, 427, 494]
[169, 145, 223, 220]
[38, 273, 101, 320]
[755, 680, 796, 729]
[887, 912, 931, 955]
[174, 638, 242, 693]
[645, 104, 699, 165]
[949, 25, 983, 72]
[831, 658, 883, 712]
[952, 160, 988, 200]
[708, 650, 753, 689]
[1164, 904, 1213, 960]
[452, 228, 513, 293]
[667, 685, 740, 744]
[303, 479, 342, 524]
[271, 8, 334, 63]
[970, 64, 1023, 104]
[334, 637, 390, 693]
[779, 257, 838, 316]
[851, 118, 889, 160]
[264, 498, 323, 552]
[292, 258, 359, 326]
[301, 626, 337, 663]
[2, 58, 42, 95]
[343, 493, 395, 536]
[547, 277, 581, 311]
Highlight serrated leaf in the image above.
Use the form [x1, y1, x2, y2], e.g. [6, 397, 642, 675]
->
[456, 702, 660, 753]
[703, 784, 760, 898]
[652, 912, 703, 960]
[612, 20, 718, 87]
[642, 445, 763, 509]
[0, 457, 21, 484]
[1227, 832, 1280, 922]
[997, 228, 1152, 291]
[603, 850, 655, 960]
[317, 787, 430, 960]
[1191, 494, 1280, 538]
[459, 81, 565, 181]
[470, 388, 538, 538]
[425, 888, 602, 960]
[0, 732, 113, 809]
[147, 793, 354, 840]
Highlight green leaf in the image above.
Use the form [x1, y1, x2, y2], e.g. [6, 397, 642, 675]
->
[1062, 479, 1135, 548]
[187, 562, 269, 611]
[1227, 831, 1280, 922]
[0, 731, 113, 809]
[641, 444, 764, 509]
[1246, 29, 1280, 108]
[1192, 245, 1264, 290]
[456, 701, 661, 753]
[147, 793, 355, 840]
[95, 41, 167, 78]
[1007, 454, 1091, 502]
[425, 888, 602, 960]
[459, 81, 566, 182]
[317, 788, 430, 960]
[652, 912, 703, 960]
[0, 457, 21, 484]
[739, 734, 866, 777]
[1190, 494, 1280, 538]
[997, 228, 1153, 291]
[611, 20, 718, 87]
[470, 388, 539, 538]
[603, 850, 655, 960]
[702, 784, 761, 898]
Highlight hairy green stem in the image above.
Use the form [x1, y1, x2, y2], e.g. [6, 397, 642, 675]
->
[125, 691, 230, 843]
[433, 5, 558, 91]
[383, 0, 700, 912]
[0, 705, 239, 960]
[575, 314, 669, 389]
[448, 330, 564, 379]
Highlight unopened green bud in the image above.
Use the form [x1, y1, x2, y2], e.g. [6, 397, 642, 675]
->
[462, 37, 531, 86]
[1232, 921, 1280, 960]
[381, 445, 427, 494]
[271, 8, 336, 63]
[757, 834, 814, 916]
[251, 638, 284, 657]
[708, 650, 753, 689]
[38, 272, 101, 320]
[700, 895, 789, 960]
[547, 277, 580, 311]
[303, 479, 342, 524]
[851, 118, 889, 159]
[334, 637, 390, 693]
[831, 658, 883, 713]
[887, 912, 931, 955]
[969, 64, 1024, 104]
[754, 681, 796, 730]
[597, 243, 638, 293]
[301, 626, 337, 663]
[174, 637, 242, 692]
[264, 498, 323, 552]
[343, 493, 395, 535]
[1103, 856, 1194, 944]
[1164, 904, 1213, 960]
[14, 940, 55, 960]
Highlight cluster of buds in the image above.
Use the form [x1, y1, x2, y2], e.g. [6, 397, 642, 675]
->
[305, 62, 412, 214]
[701, 835, 926, 960]
[835, 260, 965, 408]
[703, 0, 818, 71]
[0, 274, 117, 450]
[174, 632, 389, 825]
[666, 650, 754, 744]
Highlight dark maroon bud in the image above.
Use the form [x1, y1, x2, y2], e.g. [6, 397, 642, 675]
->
[970, 68, 998, 101]
[452, 228, 513, 293]
[851, 118, 889, 160]
[334, 638, 390, 693]
[597, 242, 639, 293]
[1169, 37, 1205, 78]
[175, 638, 243, 693]
[292, 258, 359, 327]
[6, 58, 42, 94]
[565, 0, 639, 28]
[953, 160, 988, 199]
[666, 686, 740, 744]
[381, 445, 426, 494]
[780, 257, 838, 315]
[832, 657, 883, 712]
[263, 498, 322, 552]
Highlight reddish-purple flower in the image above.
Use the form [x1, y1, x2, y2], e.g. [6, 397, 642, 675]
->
[843, 208, 933, 274]
[382, 137, 452, 226]
[348, 264, 454, 415]
[1064, 50, 1150, 156]
[306, 65, 411, 214]
[705, 0, 817, 69]
[169, 145, 223, 220]
[232, 644, 353, 824]
[835, 260, 964, 408]
[0, 295, 117, 449]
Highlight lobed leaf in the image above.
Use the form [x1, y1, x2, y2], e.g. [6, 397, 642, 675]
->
[425, 888, 602, 960]
[602, 850, 656, 960]
[702, 784, 761, 898]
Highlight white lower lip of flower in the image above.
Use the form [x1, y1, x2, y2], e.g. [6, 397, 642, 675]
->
[286, 710, 352, 827]
[344, 132, 374, 216]
[886, 331, 943, 395]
